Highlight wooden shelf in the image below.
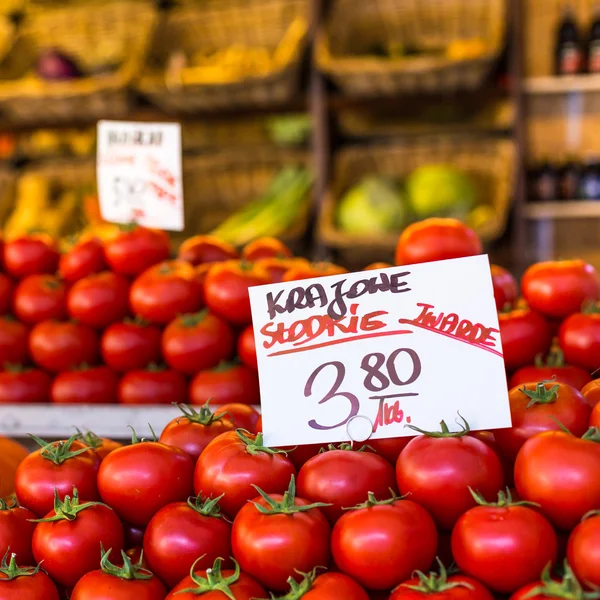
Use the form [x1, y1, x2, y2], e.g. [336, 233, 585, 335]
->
[524, 75, 600, 95]
[0, 404, 258, 439]
[523, 200, 600, 220]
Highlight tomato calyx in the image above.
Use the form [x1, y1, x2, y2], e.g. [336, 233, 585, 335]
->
[179, 309, 209, 328]
[75, 428, 103, 451]
[0, 550, 43, 581]
[345, 489, 406, 511]
[581, 427, 600, 443]
[123, 315, 151, 328]
[251, 475, 331, 516]
[259, 568, 326, 599]
[178, 557, 241, 600]
[31, 488, 111, 523]
[236, 429, 287, 456]
[175, 401, 227, 426]
[406, 414, 470, 438]
[42, 278, 61, 290]
[535, 348, 566, 368]
[398, 558, 473, 594]
[186, 494, 226, 519]
[30, 432, 92, 465]
[582, 510, 600, 521]
[145, 362, 167, 373]
[128, 425, 158, 445]
[523, 562, 599, 600]
[99, 545, 153, 581]
[581, 301, 600, 315]
[3, 363, 31, 374]
[211, 359, 240, 373]
[519, 381, 560, 408]
[0, 497, 18, 511]
[319, 442, 371, 453]
[468, 487, 539, 508]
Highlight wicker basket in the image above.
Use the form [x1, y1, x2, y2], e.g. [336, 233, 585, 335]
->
[316, 0, 507, 96]
[180, 147, 312, 247]
[0, 2, 157, 124]
[318, 136, 515, 267]
[138, 0, 309, 112]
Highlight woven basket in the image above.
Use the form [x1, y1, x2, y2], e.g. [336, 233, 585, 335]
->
[138, 0, 309, 112]
[180, 147, 312, 247]
[316, 0, 506, 96]
[0, 2, 157, 124]
[318, 136, 515, 267]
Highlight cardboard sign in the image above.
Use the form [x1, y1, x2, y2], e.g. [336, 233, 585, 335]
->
[96, 121, 184, 231]
[249, 255, 511, 447]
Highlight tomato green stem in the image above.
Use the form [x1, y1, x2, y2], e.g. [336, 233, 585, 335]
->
[251, 475, 331, 515]
[397, 558, 473, 594]
[321, 442, 371, 453]
[523, 562, 598, 600]
[178, 557, 240, 600]
[535, 348, 566, 369]
[186, 494, 225, 519]
[30, 433, 91, 465]
[406, 413, 471, 438]
[179, 310, 209, 328]
[581, 427, 600, 443]
[344, 489, 406, 511]
[468, 487, 539, 508]
[99, 546, 153, 581]
[31, 488, 111, 523]
[236, 429, 287, 456]
[520, 382, 560, 408]
[0, 550, 43, 581]
[174, 401, 227, 426]
[128, 425, 158, 445]
[256, 568, 325, 599]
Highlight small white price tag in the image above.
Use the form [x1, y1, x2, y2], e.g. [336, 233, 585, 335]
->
[249, 255, 512, 447]
[96, 120, 184, 231]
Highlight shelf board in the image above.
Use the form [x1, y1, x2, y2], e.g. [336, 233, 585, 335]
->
[524, 75, 600, 94]
[0, 404, 258, 439]
[523, 201, 600, 220]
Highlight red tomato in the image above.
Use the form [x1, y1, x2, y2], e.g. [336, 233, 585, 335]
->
[583, 379, 600, 407]
[12, 275, 66, 324]
[3, 235, 59, 279]
[522, 260, 600, 319]
[395, 218, 482, 266]
[242, 237, 293, 261]
[0, 316, 28, 367]
[451, 491, 558, 593]
[514, 430, 600, 530]
[279, 570, 369, 599]
[213, 403, 260, 434]
[101, 318, 162, 372]
[396, 419, 505, 529]
[231, 477, 331, 591]
[390, 566, 494, 600]
[368, 437, 414, 465]
[281, 261, 348, 282]
[0, 554, 60, 599]
[203, 261, 270, 326]
[118, 366, 187, 405]
[331, 493, 438, 591]
[104, 226, 170, 277]
[363, 262, 393, 271]
[590, 400, 600, 428]
[77, 431, 122, 461]
[144, 495, 232, 589]
[559, 307, 600, 372]
[0, 366, 50, 403]
[190, 362, 260, 406]
[58, 237, 106, 283]
[167, 558, 266, 600]
[130, 260, 203, 325]
[67, 272, 130, 329]
[494, 381, 591, 460]
[0, 273, 13, 314]
[71, 547, 167, 600]
[0, 498, 36, 564]
[498, 308, 552, 372]
[97, 435, 194, 526]
[254, 257, 308, 283]
[490, 264, 518, 311]
[194, 430, 296, 518]
[297, 444, 398, 522]
[178, 235, 239, 266]
[159, 402, 235, 462]
[29, 321, 98, 373]
[15, 434, 101, 517]
[237, 325, 257, 370]
[32, 489, 125, 588]
[162, 310, 234, 375]
[508, 350, 592, 391]
[567, 511, 600, 588]
[255, 414, 262, 432]
[50, 366, 119, 404]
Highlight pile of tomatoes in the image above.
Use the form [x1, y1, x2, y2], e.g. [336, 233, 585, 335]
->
[0, 227, 350, 405]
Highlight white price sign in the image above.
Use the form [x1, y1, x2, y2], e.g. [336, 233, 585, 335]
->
[96, 120, 184, 231]
[249, 255, 512, 447]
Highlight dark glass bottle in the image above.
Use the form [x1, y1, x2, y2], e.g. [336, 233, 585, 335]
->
[589, 4, 600, 73]
[534, 160, 559, 202]
[555, 4, 584, 75]
[579, 158, 600, 199]
[559, 157, 582, 200]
